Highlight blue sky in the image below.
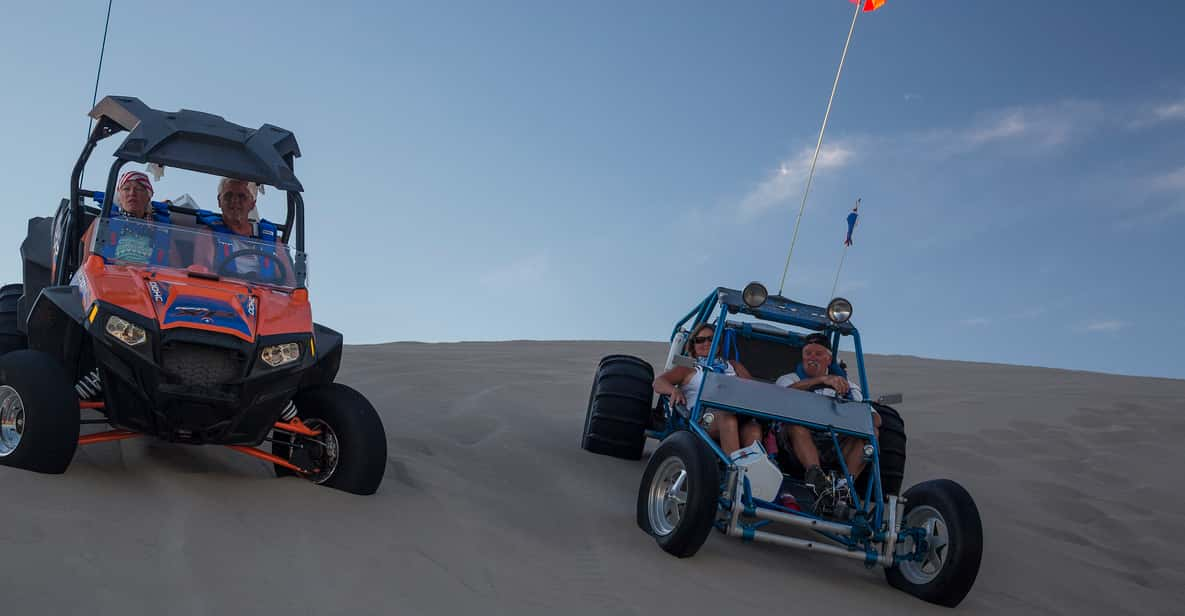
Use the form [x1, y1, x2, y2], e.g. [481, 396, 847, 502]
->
[2, 1, 1183, 378]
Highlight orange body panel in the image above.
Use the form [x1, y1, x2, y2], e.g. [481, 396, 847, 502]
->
[75, 253, 311, 342]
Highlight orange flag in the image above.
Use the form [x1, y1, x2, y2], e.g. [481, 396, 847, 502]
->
[851, 0, 886, 11]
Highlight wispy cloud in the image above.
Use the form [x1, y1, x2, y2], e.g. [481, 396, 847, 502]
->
[1127, 98, 1185, 129]
[1112, 165, 1185, 230]
[965, 111, 1028, 146]
[1154, 100, 1185, 121]
[1154, 165, 1185, 191]
[919, 101, 1104, 157]
[480, 254, 548, 288]
[1082, 320, 1129, 333]
[960, 317, 991, 327]
[737, 142, 856, 221]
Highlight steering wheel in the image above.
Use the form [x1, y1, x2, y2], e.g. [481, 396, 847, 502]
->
[215, 248, 290, 285]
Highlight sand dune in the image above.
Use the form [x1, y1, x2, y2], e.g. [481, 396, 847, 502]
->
[3, 341, 1183, 615]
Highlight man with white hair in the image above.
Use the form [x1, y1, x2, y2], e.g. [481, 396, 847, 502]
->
[775, 332, 880, 498]
[194, 177, 285, 281]
[209, 178, 262, 236]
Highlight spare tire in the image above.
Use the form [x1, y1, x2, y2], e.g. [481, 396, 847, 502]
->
[581, 354, 654, 460]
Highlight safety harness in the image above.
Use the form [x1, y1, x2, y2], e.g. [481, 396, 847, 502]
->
[195, 210, 280, 279]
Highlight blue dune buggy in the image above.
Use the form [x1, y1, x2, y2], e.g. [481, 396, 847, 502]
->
[581, 283, 983, 607]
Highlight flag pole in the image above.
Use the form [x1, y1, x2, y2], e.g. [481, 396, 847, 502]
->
[777, 0, 863, 296]
[830, 198, 861, 299]
[81, 0, 114, 187]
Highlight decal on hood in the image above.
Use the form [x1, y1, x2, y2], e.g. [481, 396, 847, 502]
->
[163, 295, 251, 338]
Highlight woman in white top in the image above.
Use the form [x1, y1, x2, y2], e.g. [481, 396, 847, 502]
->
[653, 323, 761, 456]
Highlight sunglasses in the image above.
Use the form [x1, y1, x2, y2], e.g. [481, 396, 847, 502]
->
[691, 335, 713, 344]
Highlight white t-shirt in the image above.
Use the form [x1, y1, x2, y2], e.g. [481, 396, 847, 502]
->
[680, 361, 736, 408]
[775, 372, 863, 402]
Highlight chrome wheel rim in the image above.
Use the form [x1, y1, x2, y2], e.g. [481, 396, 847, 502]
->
[303, 418, 340, 484]
[0, 385, 26, 458]
[900, 505, 950, 584]
[647, 457, 689, 536]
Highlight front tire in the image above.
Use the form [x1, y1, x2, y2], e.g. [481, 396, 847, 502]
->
[0, 350, 80, 473]
[582, 354, 653, 460]
[886, 479, 983, 607]
[272, 384, 387, 495]
[636, 430, 720, 558]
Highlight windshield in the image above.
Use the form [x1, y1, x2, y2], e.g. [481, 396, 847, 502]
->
[88, 217, 302, 291]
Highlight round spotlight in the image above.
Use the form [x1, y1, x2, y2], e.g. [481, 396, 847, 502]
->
[827, 297, 853, 323]
[742, 282, 768, 308]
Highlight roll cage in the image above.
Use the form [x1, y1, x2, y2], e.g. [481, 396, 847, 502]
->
[671, 287, 870, 395]
[57, 96, 308, 288]
[658, 286, 888, 537]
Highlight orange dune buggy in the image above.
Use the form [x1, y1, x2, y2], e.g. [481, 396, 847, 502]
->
[0, 96, 386, 495]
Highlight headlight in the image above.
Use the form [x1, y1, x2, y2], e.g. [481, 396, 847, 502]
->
[261, 342, 301, 368]
[105, 315, 147, 347]
[742, 282, 768, 308]
[827, 297, 853, 324]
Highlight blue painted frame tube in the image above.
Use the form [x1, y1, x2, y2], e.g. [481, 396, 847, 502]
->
[707, 311, 726, 366]
[851, 329, 871, 400]
[688, 310, 728, 463]
[670, 291, 717, 342]
[848, 330, 883, 527]
[690, 422, 730, 463]
[870, 446, 885, 530]
[693, 290, 717, 329]
[672, 301, 704, 341]
[828, 430, 864, 513]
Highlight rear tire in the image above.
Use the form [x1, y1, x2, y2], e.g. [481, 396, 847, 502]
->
[870, 403, 906, 496]
[0, 350, 80, 474]
[581, 354, 653, 460]
[272, 384, 387, 495]
[0, 284, 26, 357]
[854, 403, 906, 497]
[0, 284, 21, 303]
[636, 430, 720, 558]
[886, 479, 983, 607]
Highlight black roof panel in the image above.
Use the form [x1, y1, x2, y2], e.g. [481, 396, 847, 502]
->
[89, 96, 303, 192]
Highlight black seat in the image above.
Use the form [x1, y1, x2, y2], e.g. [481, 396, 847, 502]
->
[724, 322, 803, 383]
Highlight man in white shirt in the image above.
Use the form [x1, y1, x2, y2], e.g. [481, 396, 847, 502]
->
[775, 333, 879, 495]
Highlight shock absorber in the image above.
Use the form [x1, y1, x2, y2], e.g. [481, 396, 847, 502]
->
[75, 369, 102, 400]
[279, 400, 298, 421]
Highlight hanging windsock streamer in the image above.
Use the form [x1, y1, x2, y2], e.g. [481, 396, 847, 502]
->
[844, 200, 860, 247]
